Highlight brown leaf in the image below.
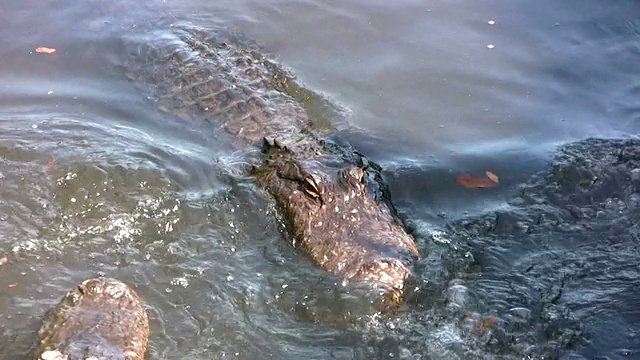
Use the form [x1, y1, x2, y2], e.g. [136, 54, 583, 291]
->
[457, 174, 498, 188]
[485, 171, 499, 183]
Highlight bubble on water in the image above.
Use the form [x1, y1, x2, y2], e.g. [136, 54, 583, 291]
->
[12, 240, 38, 253]
[430, 230, 450, 245]
[446, 284, 469, 309]
[387, 321, 396, 330]
[52, 180, 181, 246]
[170, 277, 189, 288]
[166, 242, 182, 255]
[429, 323, 464, 347]
[56, 172, 78, 185]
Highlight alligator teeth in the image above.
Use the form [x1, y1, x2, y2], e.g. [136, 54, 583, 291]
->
[303, 175, 321, 199]
[304, 188, 319, 198]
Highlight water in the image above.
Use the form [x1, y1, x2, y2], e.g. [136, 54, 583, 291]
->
[0, 0, 639, 358]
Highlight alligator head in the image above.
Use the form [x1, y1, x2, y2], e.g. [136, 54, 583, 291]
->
[253, 139, 419, 304]
[34, 277, 149, 360]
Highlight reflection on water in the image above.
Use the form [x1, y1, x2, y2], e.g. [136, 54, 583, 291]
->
[0, 0, 639, 358]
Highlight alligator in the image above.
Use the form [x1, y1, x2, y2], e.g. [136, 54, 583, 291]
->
[33, 277, 149, 360]
[122, 24, 419, 303]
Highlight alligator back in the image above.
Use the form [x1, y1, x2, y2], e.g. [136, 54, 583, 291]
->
[123, 24, 341, 147]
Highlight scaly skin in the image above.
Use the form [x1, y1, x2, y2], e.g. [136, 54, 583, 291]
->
[253, 139, 419, 303]
[124, 23, 419, 303]
[33, 277, 149, 360]
[123, 23, 341, 146]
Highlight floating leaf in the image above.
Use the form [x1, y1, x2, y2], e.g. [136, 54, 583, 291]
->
[457, 173, 499, 188]
[485, 171, 499, 183]
[35, 46, 56, 54]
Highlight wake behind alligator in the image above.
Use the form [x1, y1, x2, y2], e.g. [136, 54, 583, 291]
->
[122, 23, 419, 304]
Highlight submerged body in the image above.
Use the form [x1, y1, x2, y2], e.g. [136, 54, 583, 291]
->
[124, 24, 419, 302]
[34, 277, 149, 360]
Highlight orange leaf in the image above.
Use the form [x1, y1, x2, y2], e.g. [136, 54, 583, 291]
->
[457, 174, 498, 188]
[35, 46, 56, 54]
[485, 171, 499, 183]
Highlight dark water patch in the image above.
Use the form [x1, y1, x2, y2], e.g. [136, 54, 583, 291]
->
[502, 0, 640, 143]
[446, 138, 640, 358]
[380, 147, 551, 227]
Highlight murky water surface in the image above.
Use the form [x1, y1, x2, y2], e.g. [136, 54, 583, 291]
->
[1, 0, 639, 359]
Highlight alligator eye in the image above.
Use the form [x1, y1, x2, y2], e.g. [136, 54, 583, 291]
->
[303, 175, 320, 198]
